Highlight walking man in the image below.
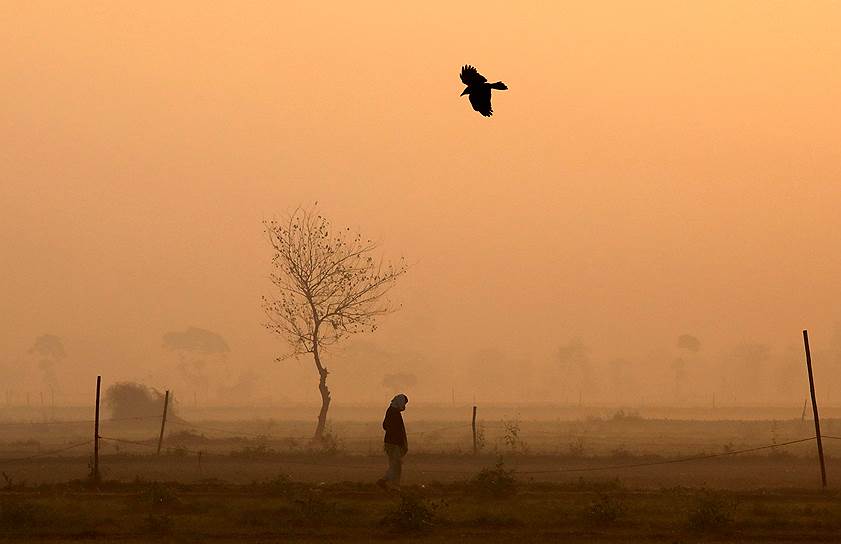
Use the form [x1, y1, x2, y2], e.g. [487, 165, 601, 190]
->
[377, 393, 408, 490]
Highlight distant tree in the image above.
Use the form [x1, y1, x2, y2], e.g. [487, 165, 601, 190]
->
[557, 339, 593, 404]
[29, 334, 65, 389]
[674, 334, 701, 402]
[677, 334, 701, 353]
[263, 206, 407, 441]
[29, 334, 66, 359]
[162, 327, 229, 402]
[105, 382, 173, 420]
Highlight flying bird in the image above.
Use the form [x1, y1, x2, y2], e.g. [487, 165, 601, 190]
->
[460, 65, 508, 117]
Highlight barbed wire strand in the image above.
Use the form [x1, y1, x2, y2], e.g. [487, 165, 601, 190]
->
[516, 436, 817, 475]
[0, 440, 93, 463]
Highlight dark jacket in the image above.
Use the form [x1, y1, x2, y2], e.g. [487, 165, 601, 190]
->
[382, 406, 407, 451]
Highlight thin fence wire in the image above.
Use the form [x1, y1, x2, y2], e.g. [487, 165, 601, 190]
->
[2, 412, 837, 479]
[0, 415, 163, 427]
[0, 440, 93, 463]
[97, 434, 821, 476]
[515, 436, 818, 474]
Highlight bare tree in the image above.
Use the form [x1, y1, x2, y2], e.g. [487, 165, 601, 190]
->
[262, 207, 407, 441]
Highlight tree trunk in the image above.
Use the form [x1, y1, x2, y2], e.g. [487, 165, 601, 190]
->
[312, 345, 331, 441]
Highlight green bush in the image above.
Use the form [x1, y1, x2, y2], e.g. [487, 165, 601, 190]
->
[293, 491, 335, 525]
[687, 492, 735, 532]
[381, 492, 440, 532]
[583, 493, 626, 525]
[471, 460, 517, 498]
[261, 473, 296, 497]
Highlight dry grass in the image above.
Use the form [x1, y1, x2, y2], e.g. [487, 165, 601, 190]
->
[1, 478, 841, 543]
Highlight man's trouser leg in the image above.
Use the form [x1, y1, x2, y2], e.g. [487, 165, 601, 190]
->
[383, 443, 403, 485]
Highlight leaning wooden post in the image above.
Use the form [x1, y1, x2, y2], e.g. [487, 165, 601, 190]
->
[157, 390, 170, 456]
[93, 375, 101, 483]
[803, 330, 827, 488]
[472, 405, 478, 455]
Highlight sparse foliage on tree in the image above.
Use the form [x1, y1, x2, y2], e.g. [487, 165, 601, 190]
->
[262, 206, 407, 441]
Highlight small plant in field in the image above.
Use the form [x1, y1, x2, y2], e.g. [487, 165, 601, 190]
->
[568, 436, 586, 457]
[141, 512, 173, 535]
[583, 493, 626, 525]
[261, 473, 295, 497]
[381, 492, 441, 532]
[610, 409, 642, 422]
[502, 416, 527, 453]
[293, 491, 335, 525]
[230, 442, 277, 458]
[139, 482, 181, 509]
[470, 460, 517, 498]
[1, 472, 26, 490]
[686, 491, 735, 532]
[475, 423, 486, 452]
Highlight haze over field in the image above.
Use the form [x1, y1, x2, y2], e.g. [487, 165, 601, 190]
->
[2, 2, 840, 406]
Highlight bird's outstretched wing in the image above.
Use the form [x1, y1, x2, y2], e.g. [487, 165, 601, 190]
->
[469, 87, 493, 117]
[460, 65, 487, 86]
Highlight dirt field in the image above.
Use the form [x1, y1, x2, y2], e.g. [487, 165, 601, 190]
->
[2, 411, 840, 541]
[2, 479, 841, 543]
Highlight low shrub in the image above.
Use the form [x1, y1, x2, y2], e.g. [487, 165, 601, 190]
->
[381, 492, 441, 532]
[470, 460, 517, 498]
[686, 491, 735, 532]
[583, 493, 626, 525]
[293, 491, 335, 525]
[260, 473, 296, 497]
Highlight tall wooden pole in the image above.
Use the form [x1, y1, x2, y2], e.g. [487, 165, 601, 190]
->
[803, 330, 827, 488]
[472, 405, 477, 455]
[93, 375, 101, 483]
[157, 390, 170, 455]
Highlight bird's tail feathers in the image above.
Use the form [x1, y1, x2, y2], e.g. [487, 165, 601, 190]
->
[490, 81, 508, 90]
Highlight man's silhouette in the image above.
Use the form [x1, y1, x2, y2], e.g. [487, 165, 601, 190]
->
[460, 65, 508, 117]
[377, 394, 408, 490]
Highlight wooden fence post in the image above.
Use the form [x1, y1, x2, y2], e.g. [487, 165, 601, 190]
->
[472, 405, 477, 455]
[93, 375, 101, 483]
[157, 390, 170, 455]
[803, 330, 827, 488]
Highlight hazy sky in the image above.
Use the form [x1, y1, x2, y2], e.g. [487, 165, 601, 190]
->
[2, 1, 840, 405]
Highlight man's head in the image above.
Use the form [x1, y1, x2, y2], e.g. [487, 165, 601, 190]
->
[390, 394, 409, 411]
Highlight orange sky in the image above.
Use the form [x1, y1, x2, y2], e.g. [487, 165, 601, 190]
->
[2, 1, 840, 406]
